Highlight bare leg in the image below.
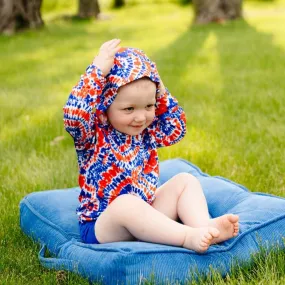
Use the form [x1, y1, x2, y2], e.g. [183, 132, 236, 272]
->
[95, 194, 219, 253]
[152, 173, 239, 244]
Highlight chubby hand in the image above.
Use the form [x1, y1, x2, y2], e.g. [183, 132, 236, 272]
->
[93, 39, 121, 76]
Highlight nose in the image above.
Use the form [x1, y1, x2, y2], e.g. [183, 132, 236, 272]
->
[134, 111, 146, 123]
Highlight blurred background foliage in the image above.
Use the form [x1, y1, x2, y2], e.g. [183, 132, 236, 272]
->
[42, 0, 278, 13]
[0, 0, 281, 35]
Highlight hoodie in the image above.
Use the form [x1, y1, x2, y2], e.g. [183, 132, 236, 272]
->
[63, 47, 186, 223]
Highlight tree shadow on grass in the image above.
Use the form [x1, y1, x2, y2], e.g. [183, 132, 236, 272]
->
[2, 13, 284, 191]
[150, 18, 285, 191]
[212, 19, 285, 191]
[150, 25, 209, 111]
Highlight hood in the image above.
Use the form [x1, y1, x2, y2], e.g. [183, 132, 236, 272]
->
[97, 47, 161, 113]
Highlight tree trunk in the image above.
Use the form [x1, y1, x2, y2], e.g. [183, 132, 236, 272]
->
[113, 0, 125, 8]
[78, 0, 100, 18]
[192, 0, 243, 24]
[0, 0, 43, 35]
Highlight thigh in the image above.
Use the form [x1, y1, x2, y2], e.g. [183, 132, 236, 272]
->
[94, 195, 137, 243]
[152, 173, 189, 221]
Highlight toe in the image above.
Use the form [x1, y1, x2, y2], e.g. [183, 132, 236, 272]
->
[205, 233, 213, 240]
[202, 236, 211, 244]
[228, 214, 239, 223]
[197, 247, 208, 253]
[200, 241, 209, 247]
[209, 227, 220, 238]
[200, 241, 210, 251]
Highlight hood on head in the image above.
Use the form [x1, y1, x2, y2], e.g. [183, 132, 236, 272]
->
[97, 47, 160, 113]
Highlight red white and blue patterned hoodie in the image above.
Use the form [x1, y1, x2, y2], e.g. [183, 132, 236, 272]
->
[63, 47, 186, 223]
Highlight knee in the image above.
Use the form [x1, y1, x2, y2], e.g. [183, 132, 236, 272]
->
[110, 194, 142, 216]
[172, 172, 200, 196]
[174, 172, 199, 187]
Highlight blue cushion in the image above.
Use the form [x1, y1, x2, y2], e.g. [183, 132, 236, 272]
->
[19, 159, 285, 284]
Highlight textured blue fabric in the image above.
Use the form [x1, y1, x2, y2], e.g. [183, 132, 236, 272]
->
[19, 159, 285, 284]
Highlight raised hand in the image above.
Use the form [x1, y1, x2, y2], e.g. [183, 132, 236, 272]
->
[93, 39, 121, 76]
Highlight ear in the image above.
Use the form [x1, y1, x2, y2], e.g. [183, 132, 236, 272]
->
[99, 113, 108, 124]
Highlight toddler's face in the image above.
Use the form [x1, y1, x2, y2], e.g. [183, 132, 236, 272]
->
[106, 78, 156, 136]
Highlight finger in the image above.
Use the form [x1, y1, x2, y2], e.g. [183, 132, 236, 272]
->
[101, 39, 118, 49]
[108, 45, 121, 57]
[106, 38, 119, 47]
[107, 39, 121, 57]
[100, 40, 120, 56]
[106, 40, 121, 52]
[109, 38, 121, 48]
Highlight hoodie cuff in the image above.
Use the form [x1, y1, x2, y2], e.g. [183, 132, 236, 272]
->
[86, 64, 107, 88]
[155, 87, 171, 116]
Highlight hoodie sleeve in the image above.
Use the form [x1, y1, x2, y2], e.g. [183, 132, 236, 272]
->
[152, 88, 186, 148]
[63, 64, 106, 149]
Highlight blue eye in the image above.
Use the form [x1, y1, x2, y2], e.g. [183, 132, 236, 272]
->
[124, 107, 134, 111]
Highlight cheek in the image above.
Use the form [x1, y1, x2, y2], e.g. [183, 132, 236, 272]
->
[107, 109, 120, 125]
[120, 116, 132, 125]
[147, 110, 156, 122]
[111, 112, 131, 125]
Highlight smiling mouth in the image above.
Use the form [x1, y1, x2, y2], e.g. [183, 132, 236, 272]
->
[132, 125, 144, 128]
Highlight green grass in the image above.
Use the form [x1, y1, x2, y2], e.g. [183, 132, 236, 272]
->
[0, 0, 285, 284]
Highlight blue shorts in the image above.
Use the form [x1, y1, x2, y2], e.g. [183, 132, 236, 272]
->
[79, 221, 100, 244]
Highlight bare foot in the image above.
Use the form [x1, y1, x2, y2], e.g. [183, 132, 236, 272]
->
[183, 227, 220, 253]
[209, 214, 239, 244]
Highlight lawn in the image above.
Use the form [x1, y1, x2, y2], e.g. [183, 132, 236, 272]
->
[0, 0, 284, 284]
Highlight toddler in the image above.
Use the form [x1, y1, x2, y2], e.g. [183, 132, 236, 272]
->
[63, 39, 239, 253]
